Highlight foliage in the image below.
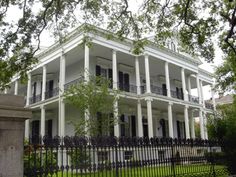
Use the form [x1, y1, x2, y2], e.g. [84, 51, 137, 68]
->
[69, 148, 90, 168]
[24, 145, 57, 176]
[1, 0, 236, 90]
[207, 96, 236, 174]
[64, 75, 118, 136]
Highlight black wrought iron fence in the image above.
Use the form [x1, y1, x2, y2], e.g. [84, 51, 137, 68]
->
[24, 136, 229, 177]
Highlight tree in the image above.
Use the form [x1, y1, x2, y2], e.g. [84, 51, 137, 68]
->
[1, 0, 236, 90]
[64, 75, 118, 136]
[207, 97, 236, 174]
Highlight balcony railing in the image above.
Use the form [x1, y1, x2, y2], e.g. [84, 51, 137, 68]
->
[151, 85, 168, 96]
[205, 102, 214, 110]
[30, 94, 41, 104]
[64, 76, 84, 90]
[45, 87, 59, 99]
[119, 84, 137, 94]
[188, 95, 199, 104]
[171, 90, 184, 100]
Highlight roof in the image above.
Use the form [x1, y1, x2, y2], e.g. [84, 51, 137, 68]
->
[215, 94, 234, 105]
[35, 23, 202, 66]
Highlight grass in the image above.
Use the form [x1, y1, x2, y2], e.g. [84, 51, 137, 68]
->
[48, 164, 228, 177]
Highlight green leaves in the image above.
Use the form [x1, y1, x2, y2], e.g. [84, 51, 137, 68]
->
[64, 75, 118, 136]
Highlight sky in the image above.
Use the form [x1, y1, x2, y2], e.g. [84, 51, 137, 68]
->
[6, 0, 223, 100]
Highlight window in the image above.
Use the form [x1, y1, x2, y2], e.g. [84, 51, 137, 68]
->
[142, 117, 148, 137]
[119, 71, 130, 92]
[96, 65, 112, 88]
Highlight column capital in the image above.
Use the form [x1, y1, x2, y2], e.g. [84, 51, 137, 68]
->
[145, 97, 153, 102]
[40, 105, 45, 109]
[144, 53, 149, 57]
[168, 101, 173, 106]
[112, 49, 117, 53]
[185, 105, 189, 109]
[181, 67, 185, 72]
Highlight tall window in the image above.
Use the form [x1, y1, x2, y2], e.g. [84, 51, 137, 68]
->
[119, 71, 130, 92]
[96, 65, 112, 88]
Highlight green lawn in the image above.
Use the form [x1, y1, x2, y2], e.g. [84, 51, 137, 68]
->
[49, 164, 228, 177]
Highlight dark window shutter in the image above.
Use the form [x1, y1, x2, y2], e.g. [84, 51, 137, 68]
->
[120, 114, 125, 136]
[49, 80, 54, 97]
[183, 122, 186, 138]
[40, 81, 42, 96]
[131, 115, 136, 137]
[33, 82, 37, 97]
[32, 120, 40, 144]
[180, 88, 184, 100]
[176, 87, 179, 98]
[177, 121, 181, 138]
[47, 120, 52, 138]
[161, 119, 166, 137]
[142, 116, 148, 137]
[119, 71, 124, 90]
[124, 73, 130, 92]
[162, 84, 167, 96]
[143, 124, 148, 137]
[108, 68, 113, 88]
[96, 65, 101, 76]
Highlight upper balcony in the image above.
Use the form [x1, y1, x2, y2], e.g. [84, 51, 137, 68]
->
[14, 36, 213, 110]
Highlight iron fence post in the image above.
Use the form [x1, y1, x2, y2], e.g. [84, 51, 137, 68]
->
[115, 145, 119, 177]
[171, 139, 176, 177]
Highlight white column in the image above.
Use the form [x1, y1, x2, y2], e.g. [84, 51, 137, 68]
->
[112, 50, 118, 89]
[144, 54, 151, 93]
[146, 98, 154, 137]
[184, 105, 190, 139]
[135, 56, 141, 95]
[196, 74, 202, 104]
[60, 100, 65, 137]
[203, 112, 208, 140]
[26, 73, 31, 106]
[181, 68, 187, 101]
[4, 88, 7, 94]
[200, 80, 205, 107]
[25, 73, 31, 138]
[190, 110, 195, 139]
[40, 105, 45, 137]
[187, 76, 191, 101]
[60, 55, 66, 93]
[114, 100, 120, 137]
[211, 85, 216, 111]
[59, 54, 66, 137]
[165, 62, 171, 97]
[41, 65, 47, 101]
[112, 50, 119, 137]
[14, 80, 18, 95]
[84, 44, 90, 82]
[199, 109, 205, 139]
[137, 100, 143, 137]
[168, 102, 174, 138]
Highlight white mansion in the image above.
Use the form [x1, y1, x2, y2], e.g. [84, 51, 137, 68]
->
[6, 24, 215, 140]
